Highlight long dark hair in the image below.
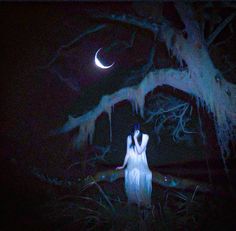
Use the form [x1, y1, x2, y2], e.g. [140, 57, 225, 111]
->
[130, 123, 142, 149]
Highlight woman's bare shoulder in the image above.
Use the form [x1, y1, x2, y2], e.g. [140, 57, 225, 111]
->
[127, 135, 132, 142]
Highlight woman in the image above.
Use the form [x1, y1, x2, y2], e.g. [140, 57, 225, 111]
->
[116, 123, 152, 207]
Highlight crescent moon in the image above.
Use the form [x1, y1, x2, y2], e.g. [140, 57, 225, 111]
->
[95, 48, 114, 69]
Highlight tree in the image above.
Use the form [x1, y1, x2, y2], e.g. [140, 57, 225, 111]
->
[44, 2, 235, 176]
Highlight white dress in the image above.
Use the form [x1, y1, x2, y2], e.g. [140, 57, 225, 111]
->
[125, 135, 152, 207]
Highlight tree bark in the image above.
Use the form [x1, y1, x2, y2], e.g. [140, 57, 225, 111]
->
[85, 169, 215, 193]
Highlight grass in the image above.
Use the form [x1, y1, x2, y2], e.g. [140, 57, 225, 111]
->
[38, 176, 236, 231]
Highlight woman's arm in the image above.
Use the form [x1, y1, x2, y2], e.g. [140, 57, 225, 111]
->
[134, 134, 149, 154]
[116, 152, 129, 170]
[116, 136, 131, 170]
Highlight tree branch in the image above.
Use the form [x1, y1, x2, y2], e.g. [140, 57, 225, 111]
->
[39, 24, 108, 69]
[50, 67, 80, 92]
[88, 11, 186, 67]
[52, 68, 194, 148]
[106, 30, 136, 53]
[30, 167, 224, 194]
[67, 145, 110, 170]
[91, 12, 159, 37]
[123, 43, 156, 86]
[207, 12, 236, 46]
[209, 35, 233, 52]
[175, 2, 203, 43]
[85, 169, 214, 193]
[145, 94, 195, 143]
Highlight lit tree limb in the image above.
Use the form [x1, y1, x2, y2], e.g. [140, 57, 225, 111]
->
[52, 68, 194, 148]
[172, 2, 236, 158]
[53, 62, 236, 156]
[85, 169, 214, 193]
[30, 167, 223, 194]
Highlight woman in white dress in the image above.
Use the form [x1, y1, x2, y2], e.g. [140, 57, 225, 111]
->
[116, 123, 152, 207]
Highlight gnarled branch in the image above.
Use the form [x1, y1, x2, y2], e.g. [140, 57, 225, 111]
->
[207, 12, 236, 46]
[39, 24, 108, 69]
[85, 169, 214, 193]
[52, 68, 193, 148]
[145, 93, 195, 143]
